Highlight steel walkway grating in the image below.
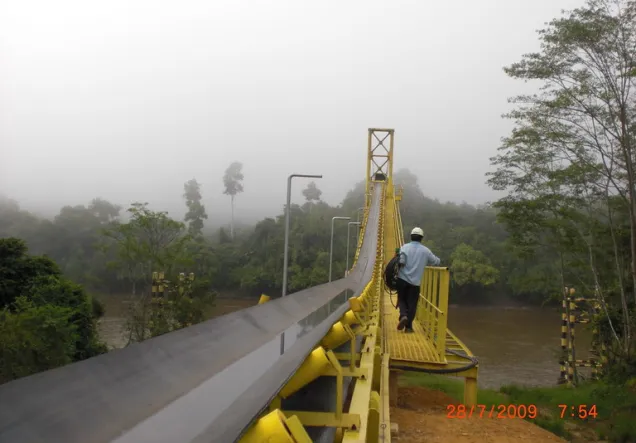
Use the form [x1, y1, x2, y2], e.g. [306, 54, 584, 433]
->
[383, 292, 444, 364]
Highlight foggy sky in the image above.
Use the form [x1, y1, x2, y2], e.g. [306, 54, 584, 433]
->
[1, 0, 584, 223]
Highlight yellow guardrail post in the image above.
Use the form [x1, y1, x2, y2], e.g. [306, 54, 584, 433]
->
[414, 267, 450, 362]
[435, 269, 449, 360]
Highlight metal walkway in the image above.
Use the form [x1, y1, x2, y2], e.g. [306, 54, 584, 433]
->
[0, 128, 478, 443]
[384, 295, 445, 364]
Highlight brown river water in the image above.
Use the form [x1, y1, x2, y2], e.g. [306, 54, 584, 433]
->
[97, 298, 593, 390]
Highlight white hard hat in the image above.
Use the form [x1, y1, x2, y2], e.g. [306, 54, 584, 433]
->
[411, 227, 424, 237]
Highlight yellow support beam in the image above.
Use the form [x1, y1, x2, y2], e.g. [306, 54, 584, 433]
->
[258, 294, 270, 304]
[279, 347, 332, 399]
[342, 181, 387, 443]
[238, 409, 312, 443]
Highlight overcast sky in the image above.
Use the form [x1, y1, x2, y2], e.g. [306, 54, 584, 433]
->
[1, 0, 584, 222]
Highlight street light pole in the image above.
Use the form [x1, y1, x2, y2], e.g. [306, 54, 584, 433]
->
[280, 173, 322, 356]
[346, 221, 361, 276]
[282, 173, 323, 298]
[329, 216, 350, 282]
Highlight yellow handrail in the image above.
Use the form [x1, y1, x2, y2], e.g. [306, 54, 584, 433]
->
[415, 267, 450, 361]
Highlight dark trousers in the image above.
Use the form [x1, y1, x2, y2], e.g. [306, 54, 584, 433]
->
[396, 278, 420, 329]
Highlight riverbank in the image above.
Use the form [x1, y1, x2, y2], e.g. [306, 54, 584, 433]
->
[96, 294, 257, 349]
[400, 372, 636, 443]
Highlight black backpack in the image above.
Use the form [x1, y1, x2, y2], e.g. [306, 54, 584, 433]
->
[383, 252, 402, 291]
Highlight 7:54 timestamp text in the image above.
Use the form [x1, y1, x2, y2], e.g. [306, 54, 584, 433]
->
[559, 404, 598, 419]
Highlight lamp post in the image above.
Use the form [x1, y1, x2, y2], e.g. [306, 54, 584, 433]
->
[346, 221, 361, 276]
[280, 173, 322, 356]
[282, 173, 323, 298]
[329, 216, 350, 282]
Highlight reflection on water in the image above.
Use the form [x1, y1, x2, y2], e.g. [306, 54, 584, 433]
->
[448, 306, 593, 389]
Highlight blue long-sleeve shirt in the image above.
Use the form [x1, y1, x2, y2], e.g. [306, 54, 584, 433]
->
[398, 241, 441, 286]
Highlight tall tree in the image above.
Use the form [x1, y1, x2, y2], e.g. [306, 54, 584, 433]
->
[487, 0, 636, 359]
[302, 181, 322, 203]
[183, 179, 208, 238]
[302, 181, 322, 214]
[88, 198, 121, 224]
[223, 161, 244, 240]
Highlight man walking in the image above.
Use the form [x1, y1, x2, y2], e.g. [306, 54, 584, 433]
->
[396, 227, 440, 333]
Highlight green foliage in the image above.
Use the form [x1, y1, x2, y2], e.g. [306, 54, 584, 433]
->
[101, 203, 191, 294]
[403, 373, 636, 443]
[450, 243, 499, 287]
[126, 273, 216, 342]
[400, 372, 508, 406]
[0, 237, 61, 307]
[0, 238, 107, 384]
[0, 297, 78, 384]
[488, 0, 636, 367]
[28, 275, 107, 359]
[183, 178, 208, 238]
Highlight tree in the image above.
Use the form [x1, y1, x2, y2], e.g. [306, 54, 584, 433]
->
[0, 238, 106, 384]
[302, 181, 322, 203]
[183, 179, 208, 238]
[487, 0, 636, 364]
[450, 243, 499, 287]
[218, 227, 231, 244]
[0, 237, 61, 307]
[101, 203, 190, 296]
[223, 161, 244, 240]
[88, 198, 121, 224]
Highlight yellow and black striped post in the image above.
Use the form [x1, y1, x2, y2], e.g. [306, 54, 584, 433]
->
[178, 273, 185, 297]
[559, 291, 607, 385]
[559, 293, 568, 384]
[152, 272, 158, 295]
[568, 292, 577, 385]
[151, 271, 166, 297]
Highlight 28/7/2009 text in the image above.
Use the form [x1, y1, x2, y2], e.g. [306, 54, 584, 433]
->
[446, 404, 538, 419]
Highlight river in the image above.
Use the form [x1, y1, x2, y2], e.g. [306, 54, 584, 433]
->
[449, 305, 593, 389]
[97, 299, 593, 390]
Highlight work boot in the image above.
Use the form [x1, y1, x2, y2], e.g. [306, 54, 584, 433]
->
[405, 327, 414, 333]
[397, 316, 408, 331]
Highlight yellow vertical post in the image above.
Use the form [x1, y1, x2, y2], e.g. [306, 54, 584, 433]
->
[389, 129, 395, 179]
[366, 129, 372, 208]
[178, 272, 185, 297]
[559, 297, 568, 384]
[464, 377, 478, 406]
[436, 269, 449, 360]
[158, 271, 165, 297]
[151, 272, 158, 295]
[569, 291, 578, 385]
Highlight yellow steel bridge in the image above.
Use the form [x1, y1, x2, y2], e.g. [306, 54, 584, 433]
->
[239, 128, 477, 442]
[0, 128, 477, 443]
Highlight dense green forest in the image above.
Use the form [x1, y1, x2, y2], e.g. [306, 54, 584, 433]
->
[1, 0, 634, 387]
[0, 168, 545, 306]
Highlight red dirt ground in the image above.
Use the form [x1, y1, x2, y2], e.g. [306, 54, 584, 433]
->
[391, 386, 567, 443]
